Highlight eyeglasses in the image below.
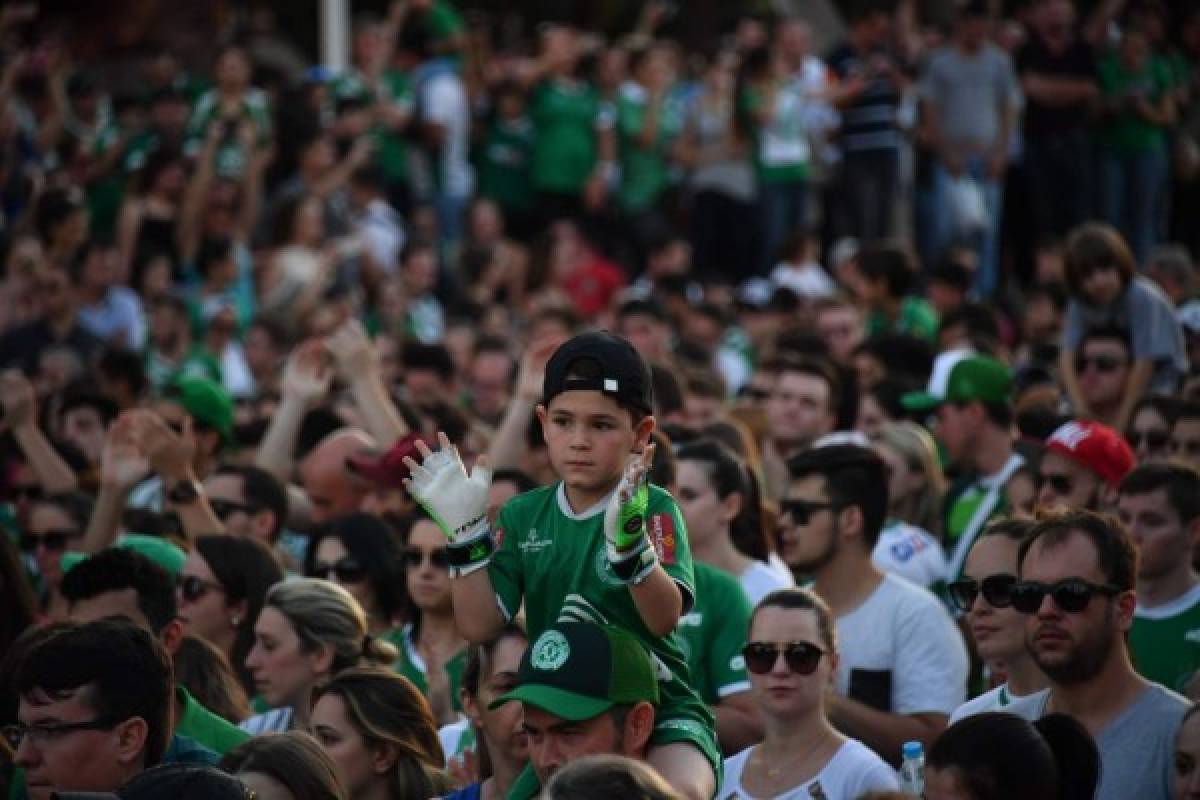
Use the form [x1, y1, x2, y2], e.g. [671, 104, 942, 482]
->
[3, 717, 121, 750]
[1075, 355, 1125, 374]
[178, 574, 226, 603]
[310, 557, 369, 583]
[1010, 578, 1123, 613]
[1126, 429, 1169, 451]
[209, 498, 259, 520]
[1035, 472, 1073, 495]
[404, 547, 449, 570]
[946, 574, 1017, 613]
[1171, 438, 1200, 458]
[19, 529, 80, 553]
[742, 641, 825, 675]
[779, 500, 839, 526]
[7, 484, 44, 503]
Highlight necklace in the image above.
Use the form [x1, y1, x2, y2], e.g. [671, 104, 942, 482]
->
[754, 732, 834, 780]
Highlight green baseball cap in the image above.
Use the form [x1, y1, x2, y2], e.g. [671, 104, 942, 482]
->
[61, 533, 188, 578]
[166, 376, 233, 442]
[901, 355, 1012, 412]
[490, 623, 660, 721]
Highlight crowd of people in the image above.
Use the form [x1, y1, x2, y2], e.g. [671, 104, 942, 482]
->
[1, 0, 1200, 798]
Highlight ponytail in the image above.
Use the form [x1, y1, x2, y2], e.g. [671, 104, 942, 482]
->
[361, 633, 400, 667]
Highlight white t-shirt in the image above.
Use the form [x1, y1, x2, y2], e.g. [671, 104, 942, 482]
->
[741, 560, 795, 606]
[949, 683, 1049, 723]
[871, 520, 948, 589]
[718, 738, 899, 799]
[836, 573, 969, 715]
[421, 71, 473, 198]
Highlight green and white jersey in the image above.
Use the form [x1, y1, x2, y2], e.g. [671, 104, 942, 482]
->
[184, 88, 273, 177]
[676, 562, 752, 705]
[1132, 583, 1200, 693]
[491, 482, 700, 712]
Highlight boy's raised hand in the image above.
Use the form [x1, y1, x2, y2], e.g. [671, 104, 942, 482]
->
[402, 432, 496, 577]
[603, 443, 658, 584]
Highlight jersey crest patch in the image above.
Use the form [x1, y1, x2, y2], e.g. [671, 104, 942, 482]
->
[649, 513, 678, 565]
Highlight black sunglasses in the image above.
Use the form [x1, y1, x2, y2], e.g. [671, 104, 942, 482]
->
[1010, 578, 1122, 614]
[1034, 472, 1073, 495]
[209, 498, 259, 520]
[19, 529, 80, 553]
[8, 484, 43, 503]
[404, 547, 450, 570]
[742, 641, 825, 675]
[780, 500, 839, 526]
[1075, 355, 1124, 374]
[1126, 429, 1169, 451]
[310, 557, 369, 583]
[946, 574, 1017, 613]
[178, 574, 226, 603]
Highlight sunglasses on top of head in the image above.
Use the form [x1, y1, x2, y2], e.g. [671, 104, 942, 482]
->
[741, 641, 825, 675]
[945, 574, 1017, 613]
[1010, 578, 1122, 614]
[309, 557, 369, 583]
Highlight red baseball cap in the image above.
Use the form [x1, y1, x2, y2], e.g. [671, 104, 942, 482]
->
[345, 433, 433, 489]
[1044, 420, 1135, 488]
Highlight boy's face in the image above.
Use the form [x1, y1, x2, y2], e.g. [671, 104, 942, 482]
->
[536, 390, 653, 497]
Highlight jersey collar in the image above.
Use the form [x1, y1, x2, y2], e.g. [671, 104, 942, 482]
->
[555, 481, 617, 520]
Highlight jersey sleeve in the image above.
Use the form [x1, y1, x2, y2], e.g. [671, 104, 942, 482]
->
[647, 487, 696, 614]
[487, 500, 524, 622]
[705, 571, 753, 699]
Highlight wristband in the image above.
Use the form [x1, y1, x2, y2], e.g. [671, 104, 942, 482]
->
[610, 540, 657, 584]
[446, 528, 495, 579]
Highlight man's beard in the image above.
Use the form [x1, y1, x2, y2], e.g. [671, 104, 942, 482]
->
[788, 523, 841, 575]
[1028, 608, 1116, 686]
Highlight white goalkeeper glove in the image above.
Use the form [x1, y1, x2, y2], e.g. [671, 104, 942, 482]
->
[402, 432, 494, 576]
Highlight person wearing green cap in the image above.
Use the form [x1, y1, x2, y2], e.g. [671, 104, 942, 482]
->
[489, 622, 669, 800]
[901, 354, 1025, 591]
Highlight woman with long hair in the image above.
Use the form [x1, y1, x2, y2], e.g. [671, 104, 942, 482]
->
[20, 491, 92, 620]
[221, 731, 348, 800]
[180, 534, 285, 694]
[718, 588, 897, 799]
[443, 624, 530, 800]
[871, 422, 948, 588]
[241, 578, 398, 734]
[675, 439, 792, 604]
[311, 667, 449, 800]
[174, 634, 252, 724]
[305, 513, 405, 637]
[391, 510, 468, 727]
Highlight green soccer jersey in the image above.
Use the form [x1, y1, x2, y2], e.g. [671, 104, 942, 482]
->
[384, 623, 467, 714]
[477, 116, 536, 215]
[184, 88, 273, 178]
[676, 562, 752, 705]
[615, 85, 684, 212]
[1131, 584, 1200, 693]
[529, 80, 608, 194]
[490, 482, 700, 713]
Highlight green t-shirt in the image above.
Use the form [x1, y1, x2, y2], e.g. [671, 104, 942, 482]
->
[1131, 584, 1200, 693]
[384, 624, 467, 713]
[184, 88, 273, 178]
[616, 86, 684, 212]
[144, 345, 223, 392]
[491, 482, 701, 714]
[866, 296, 940, 341]
[477, 116, 536, 214]
[741, 82, 809, 184]
[529, 80, 608, 194]
[675, 562, 752, 705]
[175, 686, 250, 755]
[332, 67, 414, 183]
[1097, 52, 1174, 154]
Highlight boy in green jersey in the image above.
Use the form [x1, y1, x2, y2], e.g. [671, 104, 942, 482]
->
[404, 332, 718, 800]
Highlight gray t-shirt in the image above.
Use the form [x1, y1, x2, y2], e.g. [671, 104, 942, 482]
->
[921, 43, 1019, 151]
[1064, 275, 1188, 391]
[1036, 683, 1188, 800]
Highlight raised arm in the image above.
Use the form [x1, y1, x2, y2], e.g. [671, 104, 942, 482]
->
[129, 411, 226, 542]
[324, 318, 408, 446]
[82, 414, 150, 554]
[255, 341, 333, 483]
[1, 371, 77, 494]
[487, 335, 562, 469]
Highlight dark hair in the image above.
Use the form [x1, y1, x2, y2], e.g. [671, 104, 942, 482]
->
[313, 669, 447, 798]
[980, 516, 1034, 542]
[1017, 511, 1138, 591]
[214, 464, 289, 541]
[0, 534, 37, 664]
[220, 731, 348, 800]
[786, 445, 888, 548]
[1078, 325, 1131, 358]
[648, 430, 677, 488]
[196, 236, 235, 280]
[617, 297, 668, 324]
[1064, 223, 1136, 298]
[173, 635, 251, 724]
[304, 513, 405, 623]
[928, 712, 1099, 800]
[119, 763, 255, 800]
[650, 362, 685, 419]
[1176, 400, 1200, 425]
[459, 624, 529, 782]
[59, 387, 118, 428]
[542, 754, 682, 800]
[856, 241, 919, 299]
[60, 548, 177, 634]
[775, 357, 843, 416]
[1130, 394, 1179, 430]
[751, 587, 838, 652]
[97, 346, 149, 400]
[30, 490, 95, 533]
[676, 439, 770, 562]
[492, 468, 538, 495]
[194, 535, 285, 692]
[1119, 462, 1200, 524]
[16, 619, 174, 767]
[402, 340, 457, 383]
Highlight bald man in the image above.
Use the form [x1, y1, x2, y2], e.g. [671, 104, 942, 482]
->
[299, 428, 377, 524]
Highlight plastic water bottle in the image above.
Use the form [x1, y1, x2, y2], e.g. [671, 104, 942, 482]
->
[899, 740, 925, 797]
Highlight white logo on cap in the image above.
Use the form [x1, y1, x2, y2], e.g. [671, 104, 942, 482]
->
[1050, 421, 1089, 451]
[531, 630, 570, 671]
[604, 379, 618, 392]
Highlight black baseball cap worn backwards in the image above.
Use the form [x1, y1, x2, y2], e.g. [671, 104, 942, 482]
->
[542, 331, 654, 414]
[490, 622, 660, 721]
